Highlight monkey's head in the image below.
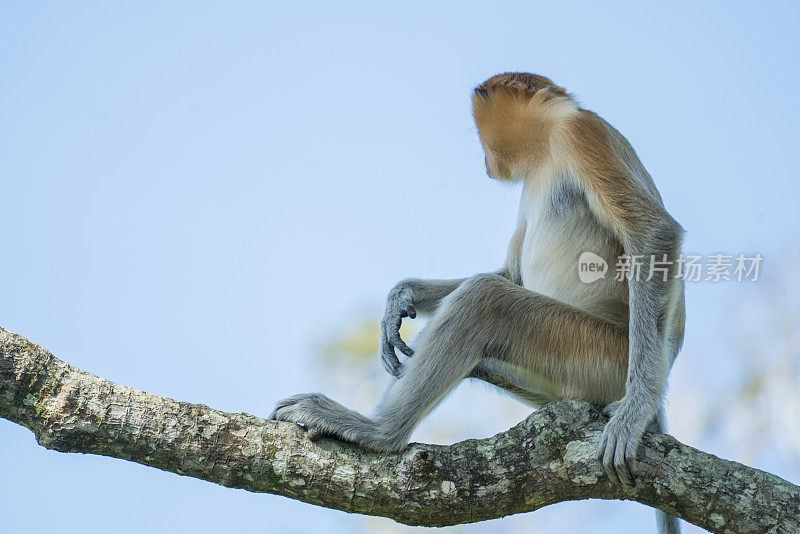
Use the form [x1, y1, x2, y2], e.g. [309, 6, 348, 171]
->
[472, 72, 573, 181]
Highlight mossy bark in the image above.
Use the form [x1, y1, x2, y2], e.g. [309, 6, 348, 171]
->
[1, 327, 798, 533]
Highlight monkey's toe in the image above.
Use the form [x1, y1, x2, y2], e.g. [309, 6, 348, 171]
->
[306, 427, 328, 441]
[269, 393, 322, 425]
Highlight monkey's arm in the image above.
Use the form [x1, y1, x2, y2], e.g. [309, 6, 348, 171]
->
[598, 214, 682, 486]
[389, 278, 467, 316]
[568, 110, 683, 486]
[379, 268, 518, 377]
[379, 278, 465, 376]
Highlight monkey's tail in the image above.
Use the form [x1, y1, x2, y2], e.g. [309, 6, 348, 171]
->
[651, 406, 680, 533]
[656, 509, 681, 534]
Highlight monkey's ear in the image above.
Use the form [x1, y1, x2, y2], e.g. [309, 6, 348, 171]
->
[474, 87, 490, 99]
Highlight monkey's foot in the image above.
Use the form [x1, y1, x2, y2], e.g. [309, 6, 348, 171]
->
[270, 393, 333, 435]
[269, 393, 367, 445]
[269, 393, 406, 453]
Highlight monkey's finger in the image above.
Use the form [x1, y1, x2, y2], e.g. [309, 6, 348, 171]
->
[601, 435, 621, 485]
[622, 440, 639, 486]
[269, 397, 298, 419]
[597, 432, 608, 461]
[380, 337, 402, 375]
[615, 442, 634, 487]
[389, 332, 414, 357]
[602, 400, 620, 418]
[401, 304, 417, 319]
[381, 351, 401, 376]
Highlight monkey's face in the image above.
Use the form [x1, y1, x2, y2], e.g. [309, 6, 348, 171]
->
[473, 73, 574, 183]
[473, 92, 542, 182]
[482, 147, 514, 181]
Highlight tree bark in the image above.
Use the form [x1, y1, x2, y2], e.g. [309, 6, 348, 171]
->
[1, 327, 798, 533]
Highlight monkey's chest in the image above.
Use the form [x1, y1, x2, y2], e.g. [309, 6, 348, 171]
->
[518, 212, 628, 325]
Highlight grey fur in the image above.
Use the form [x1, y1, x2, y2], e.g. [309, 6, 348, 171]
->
[597, 217, 684, 488]
[272, 273, 631, 450]
[270, 86, 685, 534]
[270, 212, 683, 534]
[271, 211, 683, 534]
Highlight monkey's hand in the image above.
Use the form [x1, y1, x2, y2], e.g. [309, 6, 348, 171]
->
[380, 282, 416, 377]
[597, 399, 649, 487]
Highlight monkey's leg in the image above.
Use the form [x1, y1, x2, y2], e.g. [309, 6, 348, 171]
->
[272, 273, 627, 452]
[423, 273, 629, 409]
[271, 274, 531, 450]
[271, 277, 491, 451]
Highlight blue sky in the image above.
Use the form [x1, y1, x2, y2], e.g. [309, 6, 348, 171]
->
[2, 2, 799, 533]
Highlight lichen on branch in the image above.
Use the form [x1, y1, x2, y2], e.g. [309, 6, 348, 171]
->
[1, 327, 798, 533]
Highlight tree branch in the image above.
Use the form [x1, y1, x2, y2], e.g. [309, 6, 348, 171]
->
[1, 327, 798, 533]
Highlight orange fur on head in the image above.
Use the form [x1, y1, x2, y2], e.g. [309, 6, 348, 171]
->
[472, 72, 574, 181]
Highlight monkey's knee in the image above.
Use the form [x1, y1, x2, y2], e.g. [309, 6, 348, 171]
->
[420, 273, 514, 350]
[460, 272, 507, 292]
[444, 273, 509, 313]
